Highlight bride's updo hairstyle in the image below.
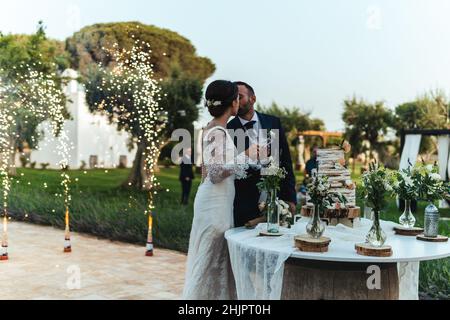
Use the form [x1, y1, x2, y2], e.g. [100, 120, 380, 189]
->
[205, 80, 238, 118]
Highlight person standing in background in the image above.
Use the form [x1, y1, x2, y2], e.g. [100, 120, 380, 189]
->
[305, 145, 318, 178]
[180, 147, 194, 205]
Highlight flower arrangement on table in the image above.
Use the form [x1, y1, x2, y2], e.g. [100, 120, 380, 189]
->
[361, 162, 394, 247]
[306, 170, 347, 238]
[411, 162, 448, 237]
[256, 158, 287, 233]
[392, 162, 420, 228]
[413, 163, 447, 203]
[276, 199, 291, 228]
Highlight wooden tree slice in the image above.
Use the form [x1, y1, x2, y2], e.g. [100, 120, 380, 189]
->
[259, 231, 284, 237]
[295, 235, 331, 253]
[416, 234, 449, 242]
[301, 206, 314, 216]
[355, 243, 393, 257]
[394, 226, 424, 236]
[347, 207, 361, 219]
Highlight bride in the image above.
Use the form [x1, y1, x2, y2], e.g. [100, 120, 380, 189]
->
[182, 80, 257, 300]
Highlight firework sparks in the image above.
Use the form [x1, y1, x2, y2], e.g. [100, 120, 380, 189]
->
[93, 39, 167, 256]
[0, 64, 70, 256]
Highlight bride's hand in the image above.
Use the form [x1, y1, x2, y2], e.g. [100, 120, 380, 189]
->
[246, 144, 259, 160]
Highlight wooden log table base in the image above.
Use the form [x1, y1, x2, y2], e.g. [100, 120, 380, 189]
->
[295, 235, 331, 253]
[416, 234, 449, 242]
[281, 259, 399, 300]
[393, 226, 424, 236]
[355, 243, 393, 257]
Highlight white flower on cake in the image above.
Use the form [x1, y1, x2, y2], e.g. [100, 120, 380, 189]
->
[404, 176, 414, 187]
[430, 173, 442, 181]
[384, 182, 393, 192]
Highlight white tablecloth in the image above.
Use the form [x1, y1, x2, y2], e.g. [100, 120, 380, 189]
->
[225, 218, 447, 300]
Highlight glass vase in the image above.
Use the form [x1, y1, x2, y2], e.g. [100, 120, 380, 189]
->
[306, 204, 325, 239]
[424, 202, 439, 238]
[267, 189, 280, 234]
[366, 209, 386, 247]
[399, 199, 416, 228]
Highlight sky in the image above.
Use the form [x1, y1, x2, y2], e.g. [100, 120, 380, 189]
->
[1, 0, 450, 130]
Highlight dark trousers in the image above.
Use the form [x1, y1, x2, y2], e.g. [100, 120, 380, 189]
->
[181, 180, 192, 205]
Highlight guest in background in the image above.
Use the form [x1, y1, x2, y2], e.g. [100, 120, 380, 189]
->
[180, 147, 194, 205]
[305, 145, 318, 178]
[297, 183, 308, 207]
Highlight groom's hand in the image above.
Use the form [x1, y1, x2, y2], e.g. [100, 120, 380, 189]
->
[246, 144, 259, 161]
[259, 145, 270, 163]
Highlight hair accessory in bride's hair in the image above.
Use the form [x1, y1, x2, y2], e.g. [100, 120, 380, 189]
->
[205, 99, 222, 108]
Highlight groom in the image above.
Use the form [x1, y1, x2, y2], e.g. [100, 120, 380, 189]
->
[227, 81, 297, 227]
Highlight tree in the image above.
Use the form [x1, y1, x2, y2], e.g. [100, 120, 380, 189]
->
[257, 102, 326, 166]
[342, 97, 394, 168]
[257, 102, 325, 133]
[66, 21, 215, 81]
[0, 21, 69, 175]
[75, 22, 215, 189]
[394, 91, 448, 130]
[394, 90, 449, 157]
[157, 70, 203, 161]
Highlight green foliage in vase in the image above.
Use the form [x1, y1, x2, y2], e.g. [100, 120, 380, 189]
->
[413, 162, 449, 203]
[256, 162, 287, 193]
[307, 170, 347, 208]
[361, 162, 394, 212]
[392, 163, 420, 201]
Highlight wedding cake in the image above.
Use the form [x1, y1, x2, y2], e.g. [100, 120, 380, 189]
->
[302, 147, 361, 227]
[316, 148, 356, 205]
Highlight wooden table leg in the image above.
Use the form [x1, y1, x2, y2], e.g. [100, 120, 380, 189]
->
[281, 258, 399, 300]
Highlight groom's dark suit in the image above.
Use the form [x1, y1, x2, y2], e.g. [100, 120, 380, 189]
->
[227, 112, 297, 227]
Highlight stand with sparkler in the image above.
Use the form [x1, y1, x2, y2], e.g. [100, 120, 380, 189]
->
[91, 39, 167, 258]
[64, 207, 72, 253]
[0, 103, 15, 262]
[1, 214, 8, 261]
[0, 65, 69, 258]
[145, 212, 154, 257]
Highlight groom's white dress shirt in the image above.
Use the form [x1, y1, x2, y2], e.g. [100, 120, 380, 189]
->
[239, 113, 262, 166]
[239, 112, 261, 142]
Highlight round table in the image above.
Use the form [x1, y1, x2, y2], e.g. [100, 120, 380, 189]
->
[225, 219, 450, 300]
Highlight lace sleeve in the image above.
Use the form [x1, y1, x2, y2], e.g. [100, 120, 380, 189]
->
[203, 128, 249, 184]
[233, 151, 250, 180]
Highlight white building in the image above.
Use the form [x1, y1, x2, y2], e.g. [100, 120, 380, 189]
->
[29, 69, 136, 169]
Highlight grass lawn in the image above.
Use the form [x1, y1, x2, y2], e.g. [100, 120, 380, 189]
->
[5, 166, 450, 299]
[8, 167, 199, 253]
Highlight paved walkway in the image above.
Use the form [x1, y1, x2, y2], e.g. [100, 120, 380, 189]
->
[0, 222, 186, 300]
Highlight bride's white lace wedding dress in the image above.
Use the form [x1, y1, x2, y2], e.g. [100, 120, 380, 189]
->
[182, 126, 248, 300]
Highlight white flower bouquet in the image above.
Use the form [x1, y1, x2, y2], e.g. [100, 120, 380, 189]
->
[413, 163, 448, 202]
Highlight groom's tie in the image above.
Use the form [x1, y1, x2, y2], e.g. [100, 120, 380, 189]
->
[243, 121, 257, 161]
[243, 121, 257, 131]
